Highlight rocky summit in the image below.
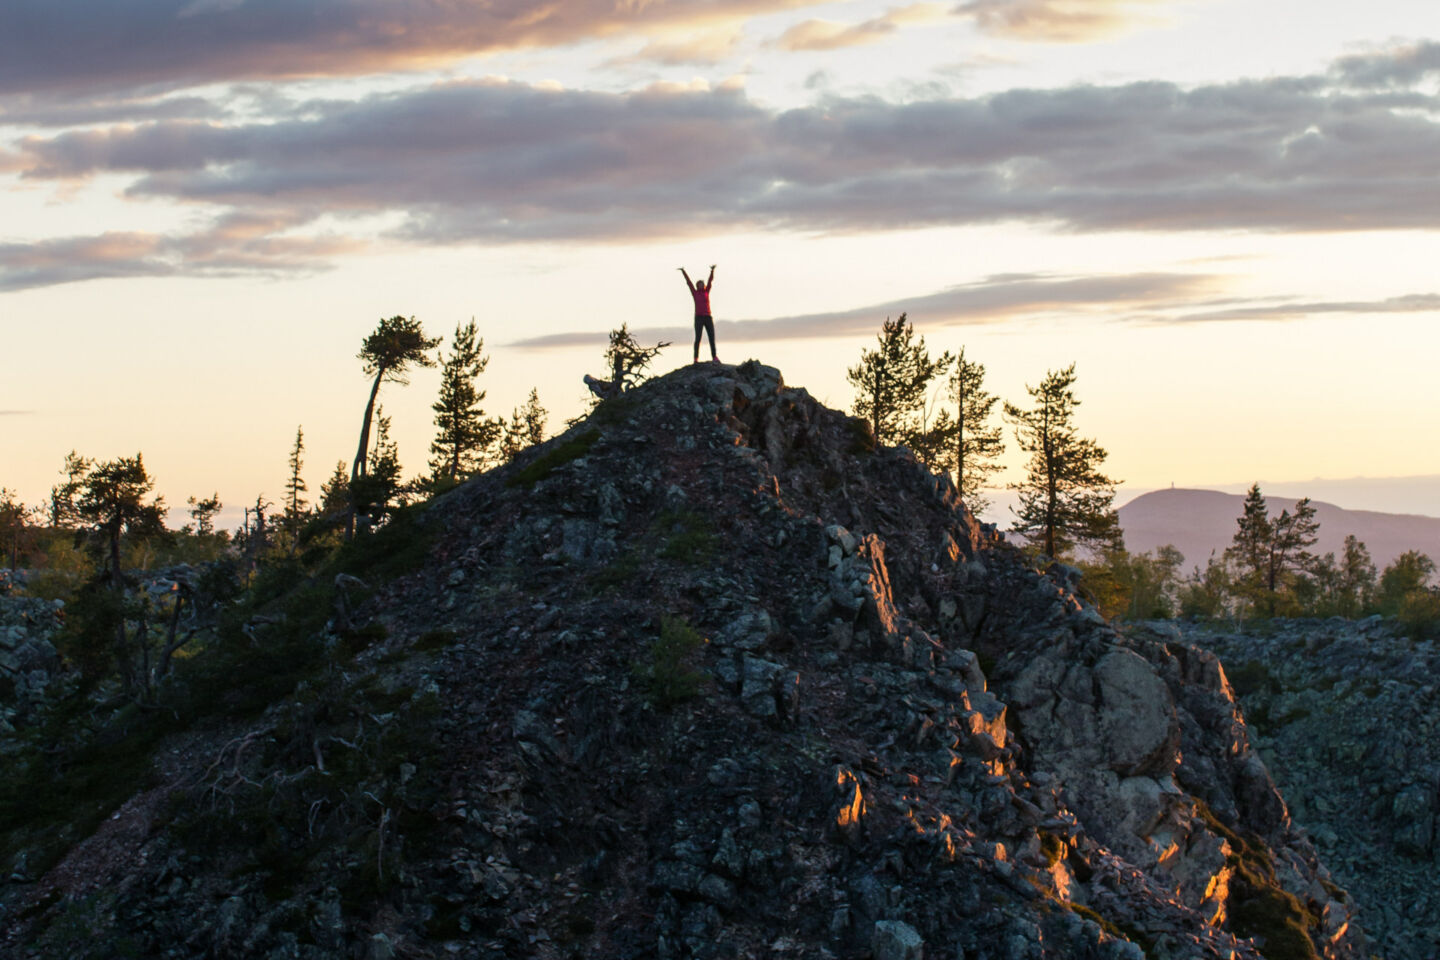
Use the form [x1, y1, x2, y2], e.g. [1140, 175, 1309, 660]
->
[2, 362, 1366, 959]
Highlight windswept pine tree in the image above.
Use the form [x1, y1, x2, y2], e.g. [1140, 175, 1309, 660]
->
[847, 314, 952, 451]
[601, 324, 669, 396]
[1005, 363, 1120, 559]
[430, 319, 498, 483]
[350, 316, 438, 537]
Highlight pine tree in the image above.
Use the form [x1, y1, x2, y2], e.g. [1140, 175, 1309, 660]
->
[0, 489, 36, 572]
[1377, 550, 1435, 615]
[430, 319, 498, 482]
[49, 450, 93, 529]
[1336, 534, 1377, 617]
[927, 348, 1004, 515]
[352, 408, 402, 530]
[186, 493, 222, 536]
[282, 426, 308, 551]
[1224, 484, 1319, 617]
[73, 454, 168, 693]
[847, 315, 952, 450]
[1004, 363, 1119, 558]
[320, 461, 350, 517]
[351, 316, 438, 535]
[499, 388, 548, 464]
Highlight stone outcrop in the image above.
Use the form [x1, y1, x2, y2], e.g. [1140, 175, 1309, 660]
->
[0, 595, 63, 735]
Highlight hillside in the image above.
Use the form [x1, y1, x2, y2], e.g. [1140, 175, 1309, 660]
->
[1, 362, 1363, 959]
[1119, 487, 1440, 570]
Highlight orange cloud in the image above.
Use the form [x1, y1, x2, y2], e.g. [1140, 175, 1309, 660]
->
[611, 26, 746, 66]
[773, 3, 950, 51]
[956, 0, 1177, 43]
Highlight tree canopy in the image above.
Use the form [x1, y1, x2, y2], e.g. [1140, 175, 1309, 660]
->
[846, 314, 952, 451]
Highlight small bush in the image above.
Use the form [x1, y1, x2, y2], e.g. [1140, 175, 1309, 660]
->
[327, 505, 435, 582]
[845, 417, 876, 454]
[638, 616, 706, 708]
[414, 629, 456, 651]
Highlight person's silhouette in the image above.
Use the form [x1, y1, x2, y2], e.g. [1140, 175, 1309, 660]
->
[680, 265, 718, 363]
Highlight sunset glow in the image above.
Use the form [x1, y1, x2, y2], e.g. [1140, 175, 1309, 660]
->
[3, 1, 1439, 526]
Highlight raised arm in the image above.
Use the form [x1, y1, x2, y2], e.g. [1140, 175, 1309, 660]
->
[707, 264, 716, 287]
[679, 267, 694, 292]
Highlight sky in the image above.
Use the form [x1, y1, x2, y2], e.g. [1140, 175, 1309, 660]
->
[2, 0, 1439, 531]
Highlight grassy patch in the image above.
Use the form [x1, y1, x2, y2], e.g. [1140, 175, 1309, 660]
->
[507, 430, 601, 489]
[654, 510, 717, 564]
[589, 551, 642, 592]
[587, 395, 638, 429]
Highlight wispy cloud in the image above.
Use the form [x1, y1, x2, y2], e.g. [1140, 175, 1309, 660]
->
[0, 212, 363, 291]
[772, 3, 949, 52]
[610, 27, 747, 66]
[1158, 292, 1440, 324]
[509, 271, 1220, 347]
[955, 0, 1178, 43]
[0, 410, 36, 415]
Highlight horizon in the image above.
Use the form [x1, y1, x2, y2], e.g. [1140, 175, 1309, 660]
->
[4, 1, 1439, 527]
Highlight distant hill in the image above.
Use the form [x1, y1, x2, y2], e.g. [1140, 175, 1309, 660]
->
[1119, 487, 1440, 571]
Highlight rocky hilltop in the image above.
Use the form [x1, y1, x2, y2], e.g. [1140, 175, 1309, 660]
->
[1, 362, 1364, 959]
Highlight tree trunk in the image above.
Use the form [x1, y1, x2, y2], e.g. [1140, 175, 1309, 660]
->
[352, 367, 386, 483]
[348, 367, 386, 539]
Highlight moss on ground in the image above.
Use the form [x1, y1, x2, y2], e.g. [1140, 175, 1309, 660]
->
[507, 430, 601, 488]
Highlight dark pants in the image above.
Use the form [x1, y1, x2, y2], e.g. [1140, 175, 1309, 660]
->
[693, 314, 716, 359]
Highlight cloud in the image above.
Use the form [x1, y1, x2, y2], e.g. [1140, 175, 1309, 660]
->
[612, 27, 746, 66]
[1333, 41, 1440, 88]
[955, 0, 1175, 43]
[0, 410, 35, 415]
[508, 271, 1219, 347]
[773, 3, 949, 51]
[0, 0, 828, 97]
[0, 212, 363, 291]
[0, 92, 224, 128]
[7, 44, 1440, 288]
[1159, 292, 1440, 324]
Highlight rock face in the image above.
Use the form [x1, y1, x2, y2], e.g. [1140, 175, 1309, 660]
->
[1159, 617, 1440, 960]
[1, 362, 1366, 959]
